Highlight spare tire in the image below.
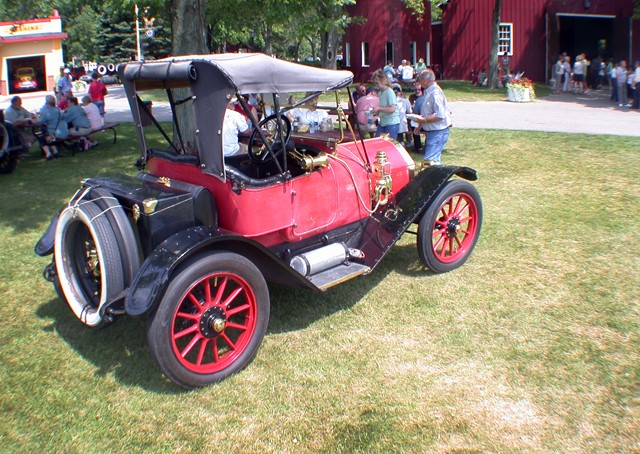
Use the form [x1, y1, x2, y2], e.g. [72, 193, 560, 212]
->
[81, 187, 141, 286]
[54, 200, 125, 328]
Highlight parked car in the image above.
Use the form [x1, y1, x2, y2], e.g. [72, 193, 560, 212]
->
[35, 53, 483, 388]
[13, 67, 38, 92]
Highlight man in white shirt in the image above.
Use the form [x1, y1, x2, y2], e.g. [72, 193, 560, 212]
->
[223, 99, 249, 156]
[412, 69, 452, 166]
[4, 96, 37, 148]
[288, 95, 329, 132]
[401, 62, 415, 82]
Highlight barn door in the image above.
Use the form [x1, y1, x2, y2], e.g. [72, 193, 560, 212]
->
[546, 13, 560, 83]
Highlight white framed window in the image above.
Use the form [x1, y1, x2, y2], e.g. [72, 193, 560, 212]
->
[361, 42, 369, 67]
[498, 23, 513, 56]
[385, 41, 394, 65]
[425, 42, 431, 66]
[345, 42, 351, 67]
[409, 41, 417, 64]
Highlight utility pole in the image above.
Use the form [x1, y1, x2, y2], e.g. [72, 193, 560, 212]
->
[135, 4, 142, 61]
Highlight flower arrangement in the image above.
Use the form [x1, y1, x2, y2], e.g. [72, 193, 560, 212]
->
[507, 77, 536, 102]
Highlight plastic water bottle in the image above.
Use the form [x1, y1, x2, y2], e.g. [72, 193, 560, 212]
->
[366, 109, 374, 127]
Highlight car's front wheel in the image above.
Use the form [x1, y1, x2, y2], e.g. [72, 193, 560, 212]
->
[417, 180, 482, 273]
[147, 252, 270, 388]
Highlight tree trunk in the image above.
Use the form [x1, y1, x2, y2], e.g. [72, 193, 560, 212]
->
[320, 25, 338, 69]
[263, 25, 273, 56]
[488, 0, 502, 89]
[169, 0, 209, 151]
[170, 0, 209, 55]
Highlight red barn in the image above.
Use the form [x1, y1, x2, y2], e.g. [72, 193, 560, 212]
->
[434, 0, 639, 82]
[342, 0, 431, 83]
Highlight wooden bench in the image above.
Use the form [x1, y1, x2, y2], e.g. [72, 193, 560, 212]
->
[82, 123, 119, 145]
[35, 122, 120, 155]
[67, 123, 119, 155]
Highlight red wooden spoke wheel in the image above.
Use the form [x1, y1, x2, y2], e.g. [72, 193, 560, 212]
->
[418, 180, 482, 273]
[172, 272, 257, 373]
[148, 252, 270, 388]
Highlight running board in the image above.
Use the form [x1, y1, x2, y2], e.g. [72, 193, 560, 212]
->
[307, 262, 371, 290]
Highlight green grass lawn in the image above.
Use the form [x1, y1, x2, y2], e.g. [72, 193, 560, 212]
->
[1, 125, 638, 451]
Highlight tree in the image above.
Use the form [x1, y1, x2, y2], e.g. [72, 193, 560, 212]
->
[97, 9, 139, 62]
[169, 0, 209, 149]
[488, 0, 502, 89]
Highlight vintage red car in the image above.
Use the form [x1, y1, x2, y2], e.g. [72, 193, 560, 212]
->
[35, 54, 482, 388]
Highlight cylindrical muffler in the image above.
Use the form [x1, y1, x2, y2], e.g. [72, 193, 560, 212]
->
[290, 243, 349, 277]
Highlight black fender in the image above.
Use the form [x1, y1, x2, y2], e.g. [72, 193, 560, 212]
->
[124, 225, 318, 316]
[357, 165, 478, 269]
[34, 211, 61, 256]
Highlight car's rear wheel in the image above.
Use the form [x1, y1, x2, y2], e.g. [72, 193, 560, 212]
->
[417, 180, 482, 273]
[147, 252, 270, 388]
[54, 200, 125, 328]
[0, 124, 18, 175]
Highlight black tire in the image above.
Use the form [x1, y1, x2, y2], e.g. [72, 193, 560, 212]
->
[147, 252, 270, 388]
[0, 152, 17, 175]
[54, 200, 125, 328]
[0, 123, 18, 175]
[417, 180, 482, 273]
[82, 187, 141, 285]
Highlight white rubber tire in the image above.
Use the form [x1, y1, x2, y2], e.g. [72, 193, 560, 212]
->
[54, 200, 125, 328]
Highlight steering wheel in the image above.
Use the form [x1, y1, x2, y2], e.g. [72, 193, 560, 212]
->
[247, 114, 291, 164]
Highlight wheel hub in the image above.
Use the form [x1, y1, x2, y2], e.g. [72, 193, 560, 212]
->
[446, 217, 461, 238]
[199, 306, 227, 338]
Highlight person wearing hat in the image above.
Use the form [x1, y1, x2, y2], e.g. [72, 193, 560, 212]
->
[57, 68, 72, 101]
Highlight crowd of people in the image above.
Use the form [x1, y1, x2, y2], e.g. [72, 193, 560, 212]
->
[553, 53, 640, 109]
[3, 68, 109, 161]
[352, 58, 452, 166]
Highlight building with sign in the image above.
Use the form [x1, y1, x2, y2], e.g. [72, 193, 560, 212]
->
[0, 10, 67, 96]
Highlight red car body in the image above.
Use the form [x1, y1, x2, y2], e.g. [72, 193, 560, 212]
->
[36, 54, 482, 388]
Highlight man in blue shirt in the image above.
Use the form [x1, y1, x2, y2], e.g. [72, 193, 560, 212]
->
[57, 68, 72, 99]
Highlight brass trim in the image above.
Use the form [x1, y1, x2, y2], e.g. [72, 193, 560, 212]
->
[142, 198, 158, 214]
[131, 204, 140, 223]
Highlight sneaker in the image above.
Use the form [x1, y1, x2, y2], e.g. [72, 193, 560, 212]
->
[45, 155, 54, 161]
[421, 160, 440, 169]
[625, 103, 632, 107]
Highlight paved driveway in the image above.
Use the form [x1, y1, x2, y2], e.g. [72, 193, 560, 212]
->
[450, 90, 639, 137]
[3, 86, 638, 136]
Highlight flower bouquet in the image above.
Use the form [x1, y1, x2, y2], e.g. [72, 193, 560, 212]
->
[507, 77, 536, 102]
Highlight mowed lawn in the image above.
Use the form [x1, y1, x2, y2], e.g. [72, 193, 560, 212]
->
[0, 124, 638, 452]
